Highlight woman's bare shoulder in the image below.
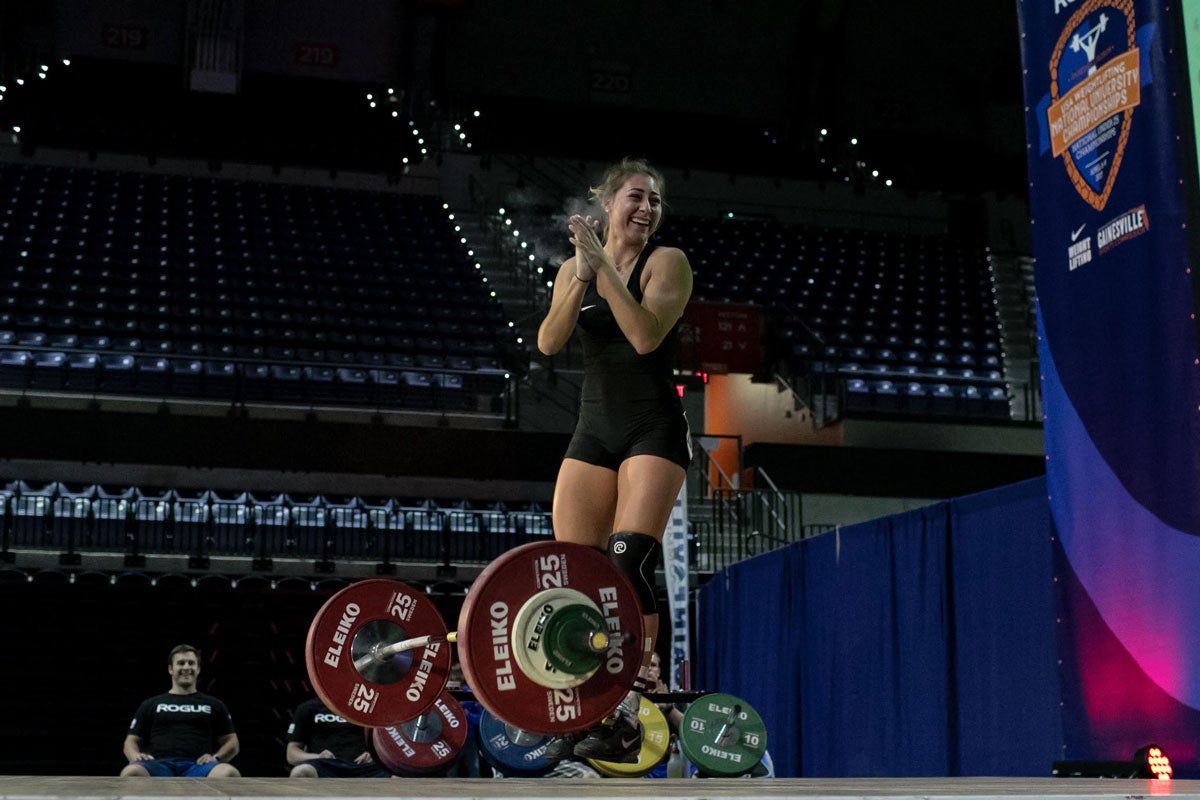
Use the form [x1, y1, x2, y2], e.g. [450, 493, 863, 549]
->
[647, 246, 691, 279]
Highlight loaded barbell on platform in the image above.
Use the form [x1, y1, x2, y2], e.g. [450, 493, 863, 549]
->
[305, 541, 644, 735]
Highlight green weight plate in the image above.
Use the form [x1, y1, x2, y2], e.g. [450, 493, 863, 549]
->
[679, 693, 767, 777]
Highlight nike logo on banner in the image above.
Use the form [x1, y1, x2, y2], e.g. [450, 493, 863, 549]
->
[581, 305, 596, 311]
[1071, 223, 1087, 241]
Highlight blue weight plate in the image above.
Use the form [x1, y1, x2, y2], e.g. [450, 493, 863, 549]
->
[477, 708, 554, 777]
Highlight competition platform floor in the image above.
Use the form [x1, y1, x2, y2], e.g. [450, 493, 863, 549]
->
[0, 777, 1194, 800]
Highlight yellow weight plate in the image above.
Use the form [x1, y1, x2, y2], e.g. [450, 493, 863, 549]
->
[588, 696, 670, 777]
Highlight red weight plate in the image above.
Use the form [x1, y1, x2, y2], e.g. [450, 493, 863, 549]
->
[372, 691, 468, 776]
[305, 578, 451, 728]
[457, 541, 644, 735]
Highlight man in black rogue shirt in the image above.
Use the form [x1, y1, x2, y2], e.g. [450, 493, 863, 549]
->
[286, 697, 389, 778]
[120, 644, 240, 777]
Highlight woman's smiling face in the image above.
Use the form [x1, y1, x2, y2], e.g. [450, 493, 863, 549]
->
[605, 173, 663, 243]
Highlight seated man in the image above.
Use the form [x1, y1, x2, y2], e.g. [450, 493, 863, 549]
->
[120, 644, 240, 778]
[286, 696, 389, 778]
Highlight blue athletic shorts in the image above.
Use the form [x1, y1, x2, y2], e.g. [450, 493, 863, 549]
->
[138, 757, 218, 777]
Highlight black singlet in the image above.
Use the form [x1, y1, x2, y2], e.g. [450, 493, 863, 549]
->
[563, 245, 692, 471]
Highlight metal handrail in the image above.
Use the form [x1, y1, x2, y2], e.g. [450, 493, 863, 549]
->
[750, 468, 791, 539]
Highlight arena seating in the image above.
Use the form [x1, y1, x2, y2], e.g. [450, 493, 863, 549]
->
[481, 203, 1010, 420]
[0, 162, 511, 412]
[0, 480, 554, 567]
[652, 215, 1010, 419]
[1, 159, 1011, 420]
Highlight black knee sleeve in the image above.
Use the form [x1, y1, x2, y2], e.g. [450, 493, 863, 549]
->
[607, 532, 660, 615]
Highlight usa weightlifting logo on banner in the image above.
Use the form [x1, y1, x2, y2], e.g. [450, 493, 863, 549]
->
[1033, 0, 1157, 211]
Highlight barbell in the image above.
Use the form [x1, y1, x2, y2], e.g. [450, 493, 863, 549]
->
[305, 541, 644, 735]
[304, 539, 769, 776]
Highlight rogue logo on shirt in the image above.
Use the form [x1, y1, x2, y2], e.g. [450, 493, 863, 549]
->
[156, 703, 212, 714]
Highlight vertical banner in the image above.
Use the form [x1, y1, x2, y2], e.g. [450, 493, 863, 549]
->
[663, 484, 690, 690]
[1018, 0, 1200, 775]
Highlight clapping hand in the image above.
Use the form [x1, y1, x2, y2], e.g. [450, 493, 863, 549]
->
[568, 214, 602, 281]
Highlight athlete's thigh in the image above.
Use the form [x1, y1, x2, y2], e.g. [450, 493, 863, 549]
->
[613, 454, 686, 539]
[552, 457, 618, 546]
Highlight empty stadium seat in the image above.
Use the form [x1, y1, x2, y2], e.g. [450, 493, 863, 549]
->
[171, 489, 211, 557]
[287, 495, 328, 558]
[91, 485, 134, 552]
[210, 491, 252, 556]
[0, 163, 511, 414]
[327, 496, 372, 560]
[9, 480, 55, 548]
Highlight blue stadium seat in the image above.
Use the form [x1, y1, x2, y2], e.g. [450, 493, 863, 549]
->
[29, 351, 66, 390]
[362, 498, 404, 563]
[845, 378, 871, 413]
[0, 350, 32, 389]
[962, 384, 986, 417]
[91, 485, 134, 552]
[986, 385, 1011, 419]
[171, 489, 212, 558]
[132, 487, 174, 554]
[903, 381, 930, 415]
[50, 483, 94, 553]
[99, 354, 136, 393]
[327, 496, 371, 560]
[288, 495, 329, 558]
[134, 356, 171, 395]
[479, 508, 518, 560]
[446, 507, 485, 563]
[250, 493, 292, 558]
[873, 380, 901, 412]
[931, 383, 957, 416]
[200, 361, 237, 400]
[10, 481, 55, 548]
[269, 365, 305, 402]
[405, 501, 445, 561]
[209, 491, 251, 556]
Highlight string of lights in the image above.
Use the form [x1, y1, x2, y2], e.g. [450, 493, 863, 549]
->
[442, 203, 525, 353]
[0, 57, 72, 139]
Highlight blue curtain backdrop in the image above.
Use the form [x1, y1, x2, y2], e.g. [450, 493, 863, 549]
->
[696, 477, 1062, 778]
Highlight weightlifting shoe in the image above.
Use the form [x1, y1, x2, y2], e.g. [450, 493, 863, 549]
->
[571, 708, 642, 763]
[543, 732, 582, 764]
